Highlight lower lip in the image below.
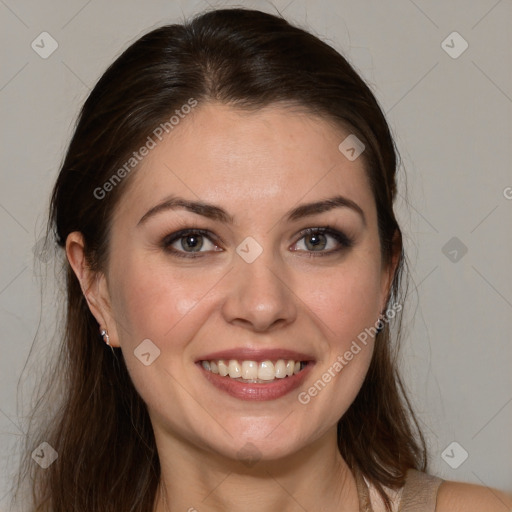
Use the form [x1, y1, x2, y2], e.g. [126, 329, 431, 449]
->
[197, 363, 313, 401]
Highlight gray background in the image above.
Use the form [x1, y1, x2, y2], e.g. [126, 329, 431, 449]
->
[1, 0, 511, 507]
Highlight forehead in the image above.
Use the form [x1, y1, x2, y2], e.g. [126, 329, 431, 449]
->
[115, 102, 375, 224]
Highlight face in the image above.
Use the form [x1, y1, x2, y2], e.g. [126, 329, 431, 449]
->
[79, 102, 396, 462]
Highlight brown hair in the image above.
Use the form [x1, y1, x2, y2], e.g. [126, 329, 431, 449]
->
[15, 7, 426, 511]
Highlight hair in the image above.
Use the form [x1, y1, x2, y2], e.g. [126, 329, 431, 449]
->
[14, 7, 426, 511]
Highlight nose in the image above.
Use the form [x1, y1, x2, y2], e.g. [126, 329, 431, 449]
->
[220, 249, 297, 333]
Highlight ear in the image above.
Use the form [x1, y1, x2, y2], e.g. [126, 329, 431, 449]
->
[379, 229, 402, 313]
[65, 231, 121, 347]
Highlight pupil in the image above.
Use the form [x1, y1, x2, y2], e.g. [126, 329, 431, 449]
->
[182, 234, 202, 251]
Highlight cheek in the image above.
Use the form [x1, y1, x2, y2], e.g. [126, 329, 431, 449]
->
[300, 257, 383, 346]
[107, 257, 205, 415]
[108, 252, 228, 368]
[108, 254, 197, 346]
[294, 264, 381, 428]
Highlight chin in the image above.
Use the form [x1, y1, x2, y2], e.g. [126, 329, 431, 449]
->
[202, 419, 320, 465]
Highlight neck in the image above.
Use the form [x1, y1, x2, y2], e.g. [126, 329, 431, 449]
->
[153, 427, 360, 512]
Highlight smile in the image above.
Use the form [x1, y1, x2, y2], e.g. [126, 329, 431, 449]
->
[201, 359, 308, 382]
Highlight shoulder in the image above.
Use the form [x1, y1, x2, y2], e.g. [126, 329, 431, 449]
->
[436, 480, 512, 512]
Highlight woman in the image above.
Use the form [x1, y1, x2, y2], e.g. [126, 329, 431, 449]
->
[15, 7, 511, 512]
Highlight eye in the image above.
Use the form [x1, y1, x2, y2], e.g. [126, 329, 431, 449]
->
[291, 227, 354, 255]
[162, 229, 222, 257]
[161, 226, 353, 259]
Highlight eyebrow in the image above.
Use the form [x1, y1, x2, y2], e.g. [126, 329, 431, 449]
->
[137, 194, 366, 227]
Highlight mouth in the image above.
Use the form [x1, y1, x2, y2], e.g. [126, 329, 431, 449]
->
[200, 358, 308, 383]
[196, 349, 315, 401]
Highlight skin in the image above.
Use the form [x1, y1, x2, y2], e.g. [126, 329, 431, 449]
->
[66, 103, 511, 511]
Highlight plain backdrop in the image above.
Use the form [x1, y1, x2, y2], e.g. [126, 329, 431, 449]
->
[1, 0, 511, 507]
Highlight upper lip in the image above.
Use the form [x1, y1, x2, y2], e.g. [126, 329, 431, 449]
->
[196, 348, 315, 363]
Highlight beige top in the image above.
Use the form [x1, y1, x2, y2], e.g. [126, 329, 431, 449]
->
[355, 469, 444, 512]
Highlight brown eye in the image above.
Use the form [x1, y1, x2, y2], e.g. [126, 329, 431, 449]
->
[292, 227, 354, 255]
[304, 232, 328, 251]
[162, 229, 221, 257]
[179, 233, 204, 252]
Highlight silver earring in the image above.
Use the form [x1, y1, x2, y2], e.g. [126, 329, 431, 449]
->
[100, 329, 115, 353]
[100, 329, 110, 345]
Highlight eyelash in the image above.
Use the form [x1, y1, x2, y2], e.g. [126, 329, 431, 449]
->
[161, 226, 354, 259]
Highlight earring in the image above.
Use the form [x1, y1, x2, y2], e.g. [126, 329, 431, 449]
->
[100, 329, 110, 345]
[375, 316, 385, 334]
[100, 328, 115, 353]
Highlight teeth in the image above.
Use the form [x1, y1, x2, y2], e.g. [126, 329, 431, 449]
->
[241, 360, 258, 380]
[218, 360, 229, 376]
[228, 359, 241, 378]
[258, 361, 275, 381]
[274, 360, 287, 378]
[201, 358, 307, 382]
